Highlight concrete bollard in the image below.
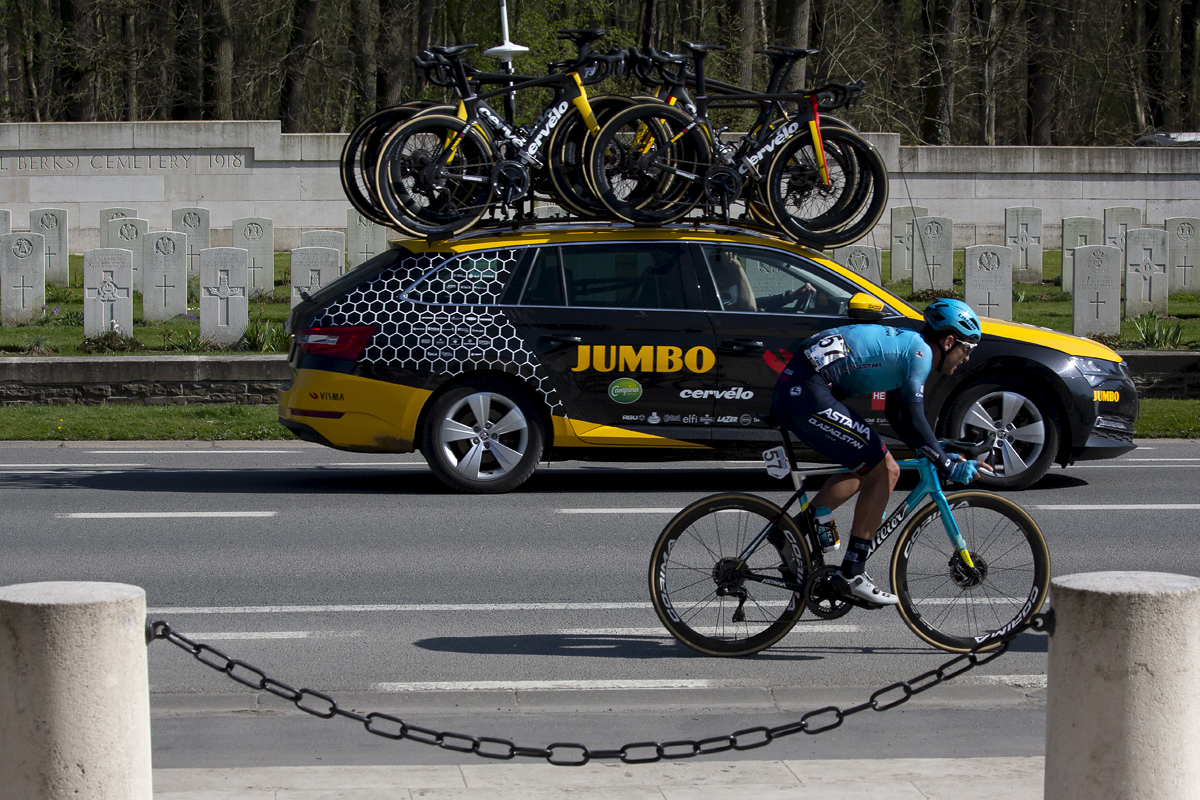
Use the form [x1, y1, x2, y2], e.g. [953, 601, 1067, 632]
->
[1044, 572, 1200, 799]
[0, 582, 152, 800]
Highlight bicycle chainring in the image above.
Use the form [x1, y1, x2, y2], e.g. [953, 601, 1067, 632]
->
[804, 565, 854, 620]
[491, 160, 531, 205]
[704, 166, 743, 205]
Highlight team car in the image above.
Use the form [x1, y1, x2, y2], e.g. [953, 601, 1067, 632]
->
[279, 224, 1138, 493]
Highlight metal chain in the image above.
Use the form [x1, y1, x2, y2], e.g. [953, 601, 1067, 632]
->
[149, 611, 1053, 767]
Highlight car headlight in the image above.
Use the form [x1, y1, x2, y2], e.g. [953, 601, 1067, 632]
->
[1071, 357, 1127, 387]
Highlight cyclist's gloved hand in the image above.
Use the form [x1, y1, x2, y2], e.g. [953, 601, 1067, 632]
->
[948, 458, 980, 485]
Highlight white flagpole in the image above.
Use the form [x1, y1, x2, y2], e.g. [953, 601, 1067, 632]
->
[484, 0, 528, 123]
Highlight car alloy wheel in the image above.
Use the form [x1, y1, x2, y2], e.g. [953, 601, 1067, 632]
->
[948, 379, 1060, 490]
[422, 381, 544, 493]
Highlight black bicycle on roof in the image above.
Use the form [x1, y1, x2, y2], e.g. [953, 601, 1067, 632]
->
[371, 29, 630, 238]
[588, 41, 888, 248]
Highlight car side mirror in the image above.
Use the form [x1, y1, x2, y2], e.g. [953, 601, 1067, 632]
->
[847, 292, 886, 321]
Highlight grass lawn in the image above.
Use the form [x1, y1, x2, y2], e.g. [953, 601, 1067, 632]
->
[0, 399, 1193, 441]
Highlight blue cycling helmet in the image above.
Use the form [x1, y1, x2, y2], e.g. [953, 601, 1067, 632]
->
[923, 298, 982, 343]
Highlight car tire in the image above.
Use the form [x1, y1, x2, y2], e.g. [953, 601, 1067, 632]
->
[945, 378, 1061, 490]
[421, 380, 545, 493]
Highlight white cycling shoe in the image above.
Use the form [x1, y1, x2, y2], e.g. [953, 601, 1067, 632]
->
[832, 572, 900, 606]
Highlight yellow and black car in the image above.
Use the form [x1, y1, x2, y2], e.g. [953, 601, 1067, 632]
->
[280, 224, 1137, 492]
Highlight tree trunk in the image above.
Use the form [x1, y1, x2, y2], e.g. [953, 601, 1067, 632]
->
[1027, 0, 1054, 145]
[124, 11, 138, 121]
[280, 0, 321, 132]
[0, 3, 9, 123]
[920, 0, 961, 144]
[414, 0, 435, 90]
[1187, 0, 1200, 128]
[975, 0, 1000, 145]
[641, 0, 660, 48]
[881, 0, 906, 109]
[1158, 0, 1182, 128]
[773, 0, 811, 89]
[352, 0, 379, 116]
[378, 0, 413, 107]
[737, 0, 755, 90]
[174, 0, 204, 120]
[213, 0, 234, 119]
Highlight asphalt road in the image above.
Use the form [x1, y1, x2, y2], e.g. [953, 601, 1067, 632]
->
[2, 438, 1197, 766]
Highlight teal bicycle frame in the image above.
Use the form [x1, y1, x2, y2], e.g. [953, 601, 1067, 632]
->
[733, 452, 979, 588]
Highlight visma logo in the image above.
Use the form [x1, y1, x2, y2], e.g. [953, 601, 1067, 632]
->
[573, 345, 715, 373]
[309, 391, 344, 401]
[608, 378, 643, 404]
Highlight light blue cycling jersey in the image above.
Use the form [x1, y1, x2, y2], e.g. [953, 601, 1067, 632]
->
[804, 325, 932, 401]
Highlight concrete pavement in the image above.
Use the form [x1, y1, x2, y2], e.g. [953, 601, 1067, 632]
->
[154, 757, 1044, 798]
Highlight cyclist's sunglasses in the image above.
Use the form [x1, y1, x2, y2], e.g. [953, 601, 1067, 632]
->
[955, 339, 979, 353]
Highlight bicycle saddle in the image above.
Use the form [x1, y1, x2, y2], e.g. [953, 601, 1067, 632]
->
[428, 43, 478, 57]
[556, 28, 606, 47]
[759, 45, 820, 59]
[680, 41, 728, 54]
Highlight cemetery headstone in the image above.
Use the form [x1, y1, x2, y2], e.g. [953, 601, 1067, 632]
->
[1165, 217, 1200, 295]
[1, 233, 47, 326]
[1060, 216, 1103, 295]
[233, 217, 275, 298]
[83, 249, 134, 337]
[104, 217, 148, 289]
[832, 245, 883, 285]
[964, 245, 1013, 321]
[0, 210, 9, 236]
[1072, 245, 1122, 336]
[912, 216, 954, 293]
[290, 247, 341, 308]
[1124, 228, 1169, 317]
[1005, 206, 1043, 284]
[347, 209, 388, 269]
[99, 208, 137, 248]
[141, 231, 188, 322]
[199, 248, 249, 345]
[300, 230, 346, 273]
[31, 208, 69, 286]
[172, 207, 211, 278]
[1104, 206, 1142, 253]
[889, 206, 928, 281]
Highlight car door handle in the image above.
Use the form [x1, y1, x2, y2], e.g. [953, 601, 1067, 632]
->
[720, 339, 764, 351]
[538, 334, 583, 351]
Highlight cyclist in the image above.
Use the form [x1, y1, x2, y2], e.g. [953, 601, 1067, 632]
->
[769, 298, 988, 606]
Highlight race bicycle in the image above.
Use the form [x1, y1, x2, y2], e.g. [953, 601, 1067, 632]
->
[589, 42, 888, 247]
[648, 416, 1051, 655]
[372, 29, 629, 237]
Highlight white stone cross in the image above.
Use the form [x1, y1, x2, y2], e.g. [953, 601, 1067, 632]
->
[203, 270, 246, 326]
[11, 274, 37, 309]
[1132, 246, 1167, 303]
[86, 270, 131, 330]
[1009, 223, 1042, 269]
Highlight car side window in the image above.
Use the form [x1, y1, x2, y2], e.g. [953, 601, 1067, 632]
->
[561, 244, 690, 309]
[406, 250, 520, 306]
[701, 244, 855, 316]
[518, 247, 566, 306]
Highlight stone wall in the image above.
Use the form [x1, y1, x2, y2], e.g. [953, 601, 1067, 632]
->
[1119, 351, 1200, 401]
[1, 122, 1198, 252]
[0, 355, 289, 406]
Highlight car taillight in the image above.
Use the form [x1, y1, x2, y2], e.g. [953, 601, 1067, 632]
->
[295, 325, 376, 361]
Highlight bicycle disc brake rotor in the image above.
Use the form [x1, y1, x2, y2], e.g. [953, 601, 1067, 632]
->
[804, 565, 854, 620]
[949, 553, 989, 590]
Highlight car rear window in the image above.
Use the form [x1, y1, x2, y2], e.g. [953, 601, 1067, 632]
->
[405, 250, 521, 306]
[559, 243, 690, 309]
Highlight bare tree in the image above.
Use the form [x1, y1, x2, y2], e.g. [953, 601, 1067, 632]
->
[280, 0, 321, 130]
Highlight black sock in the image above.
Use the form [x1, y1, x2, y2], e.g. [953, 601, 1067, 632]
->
[840, 537, 872, 578]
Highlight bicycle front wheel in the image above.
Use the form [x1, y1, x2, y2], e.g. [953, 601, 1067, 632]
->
[649, 493, 811, 657]
[890, 491, 1050, 653]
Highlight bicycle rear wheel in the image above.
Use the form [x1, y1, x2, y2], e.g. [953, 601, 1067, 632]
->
[589, 102, 711, 224]
[890, 491, 1050, 653]
[340, 102, 444, 226]
[374, 114, 495, 238]
[649, 493, 811, 657]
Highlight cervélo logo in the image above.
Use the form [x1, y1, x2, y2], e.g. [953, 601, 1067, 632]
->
[608, 378, 643, 404]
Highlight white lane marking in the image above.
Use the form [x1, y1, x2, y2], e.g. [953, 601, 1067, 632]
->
[0, 470, 117, 474]
[329, 462, 427, 466]
[559, 508, 680, 514]
[58, 511, 278, 519]
[1030, 504, 1200, 511]
[89, 450, 300, 454]
[0, 463, 144, 468]
[558, 625, 860, 636]
[1120, 458, 1200, 461]
[1067, 464, 1200, 469]
[184, 631, 363, 640]
[148, 602, 653, 614]
[372, 679, 721, 692]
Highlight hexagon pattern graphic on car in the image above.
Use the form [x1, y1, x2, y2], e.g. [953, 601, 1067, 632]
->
[314, 249, 563, 413]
